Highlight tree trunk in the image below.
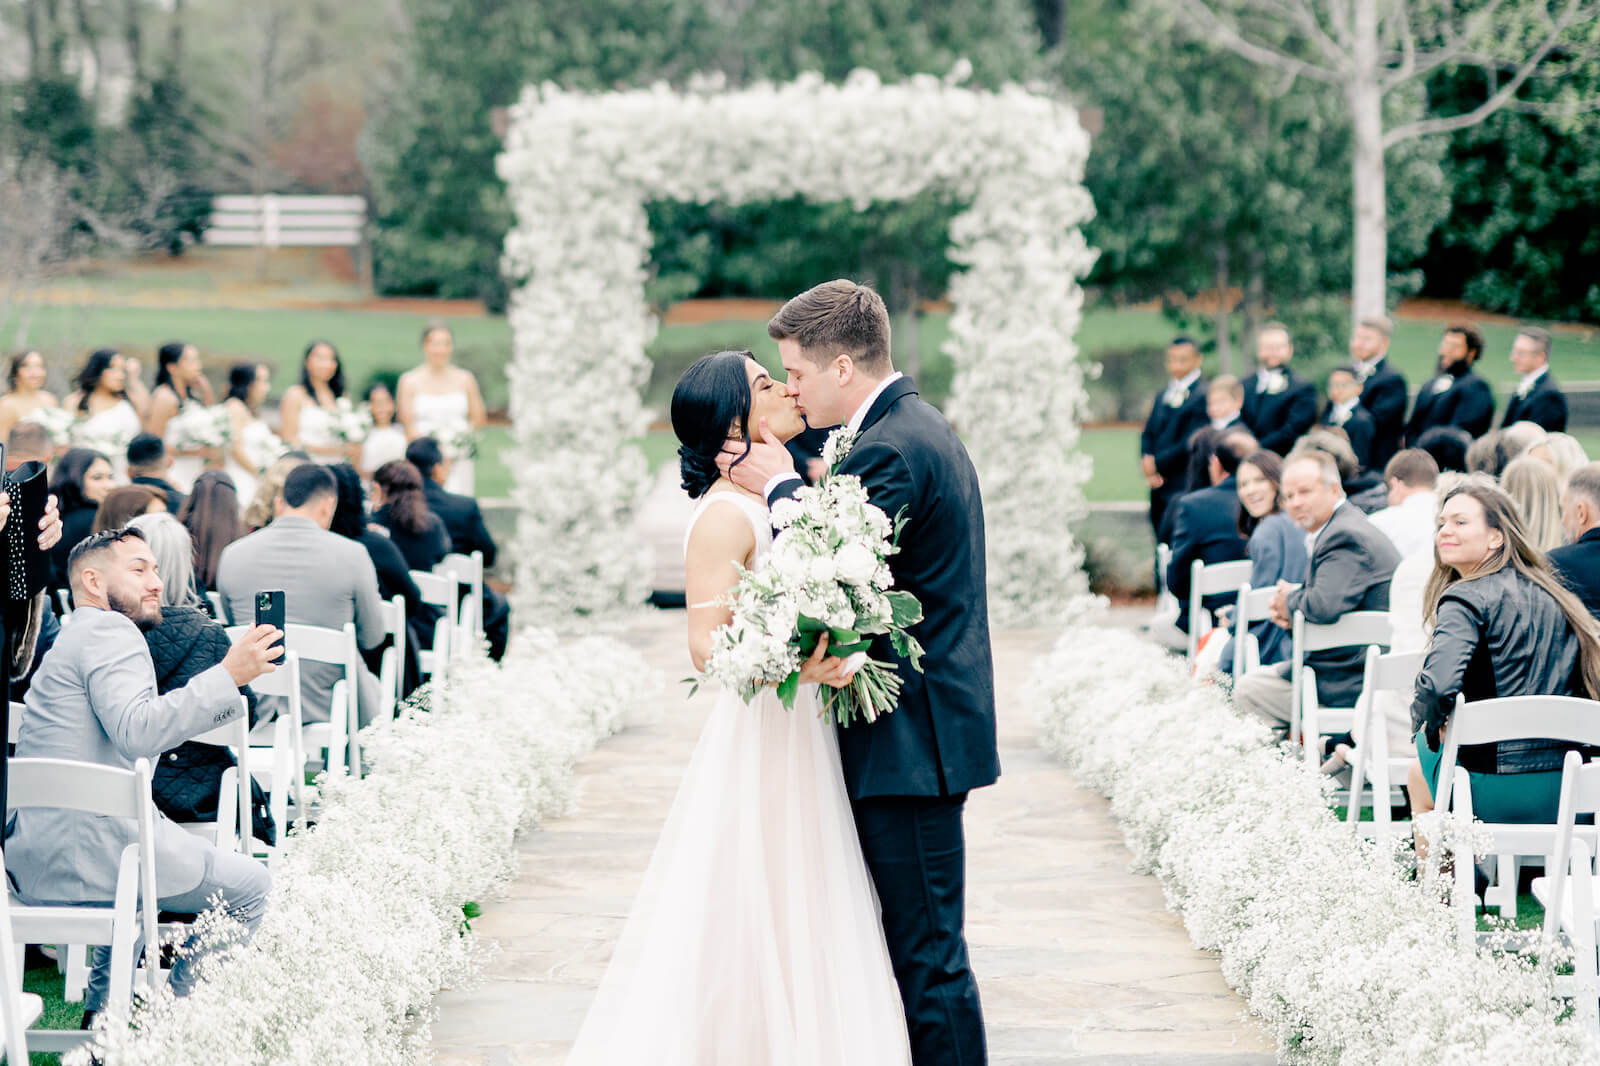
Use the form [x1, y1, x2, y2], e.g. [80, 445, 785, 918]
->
[1348, 0, 1387, 323]
[1242, 248, 1265, 361]
[1212, 243, 1232, 376]
[124, 0, 143, 83]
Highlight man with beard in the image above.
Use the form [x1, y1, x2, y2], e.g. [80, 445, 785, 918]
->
[4, 527, 282, 1027]
[1405, 323, 1496, 443]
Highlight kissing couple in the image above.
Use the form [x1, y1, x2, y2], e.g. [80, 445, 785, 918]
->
[566, 280, 999, 1066]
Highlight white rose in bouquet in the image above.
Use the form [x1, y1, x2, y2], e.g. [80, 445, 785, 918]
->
[834, 543, 878, 585]
[330, 397, 372, 444]
[168, 404, 233, 450]
[21, 406, 74, 447]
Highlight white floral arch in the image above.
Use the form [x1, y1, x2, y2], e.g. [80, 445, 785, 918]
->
[497, 70, 1098, 628]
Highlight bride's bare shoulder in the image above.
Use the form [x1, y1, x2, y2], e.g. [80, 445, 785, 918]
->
[685, 495, 757, 564]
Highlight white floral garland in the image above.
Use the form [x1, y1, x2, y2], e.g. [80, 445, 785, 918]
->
[497, 70, 1099, 628]
[78, 634, 658, 1066]
[1029, 625, 1600, 1065]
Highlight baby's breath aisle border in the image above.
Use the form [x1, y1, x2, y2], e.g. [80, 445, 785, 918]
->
[77, 634, 659, 1066]
[1029, 626, 1599, 1066]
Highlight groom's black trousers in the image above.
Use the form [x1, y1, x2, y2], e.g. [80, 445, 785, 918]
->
[852, 792, 986, 1066]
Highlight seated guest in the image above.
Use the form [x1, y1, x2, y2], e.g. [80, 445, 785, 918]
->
[1207, 376, 1245, 432]
[1470, 422, 1550, 478]
[1414, 425, 1471, 475]
[5, 421, 52, 471]
[1297, 428, 1385, 513]
[329, 463, 440, 699]
[1218, 451, 1308, 676]
[1408, 479, 1600, 826]
[1367, 449, 1439, 558]
[47, 448, 115, 592]
[5, 527, 280, 1025]
[127, 433, 185, 515]
[129, 512, 274, 846]
[1550, 463, 1600, 614]
[1406, 323, 1496, 443]
[1241, 323, 1317, 454]
[179, 470, 245, 597]
[406, 437, 508, 661]
[371, 460, 450, 572]
[1233, 451, 1401, 730]
[216, 464, 386, 727]
[92, 484, 163, 533]
[1320, 364, 1376, 471]
[1166, 429, 1255, 633]
[1351, 315, 1408, 471]
[1545, 433, 1590, 484]
[243, 455, 308, 532]
[1502, 454, 1565, 552]
[1501, 326, 1567, 432]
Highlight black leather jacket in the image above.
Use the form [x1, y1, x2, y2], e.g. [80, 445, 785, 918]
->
[1412, 567, 1587, 774]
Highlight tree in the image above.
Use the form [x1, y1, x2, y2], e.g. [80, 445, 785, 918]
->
[1163, 0, 1600, 321]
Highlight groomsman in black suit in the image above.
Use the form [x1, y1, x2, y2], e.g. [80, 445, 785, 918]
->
[1349, 316, 1408, 471]
[1240, 322, 1318, 455]
[1320, 364, 1376, 470]
[1501, 326, 1568, 431]
[1406, 323, 1496, 442]
[1139, 338, 1207, 549]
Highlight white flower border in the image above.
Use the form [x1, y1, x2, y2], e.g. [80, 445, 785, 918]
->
[1029, 625, 1600, 1065]
[80, 635, 659, 1066]
[496, 70, 1099, 628]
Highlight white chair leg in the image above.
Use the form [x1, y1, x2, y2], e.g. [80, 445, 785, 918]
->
[64, 944, 89, 1003]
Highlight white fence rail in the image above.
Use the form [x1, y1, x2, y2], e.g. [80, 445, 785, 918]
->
[204, 194, 366, 248]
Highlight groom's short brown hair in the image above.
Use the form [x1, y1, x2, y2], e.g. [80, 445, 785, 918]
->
[767, 280, 892, 373]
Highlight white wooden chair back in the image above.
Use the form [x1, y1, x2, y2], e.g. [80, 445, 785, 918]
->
[1428, 694, 1600, 944]
[1185, 558, 1252, 664]
[437, 551, 484, 654]
[285, 622, 360, 777]
[1289, 609, 1391, 744]
[1344, 648, 1422, 848]
[53, 588, 72, 617]
[225, 633, 311, 812]
[7, 701, 22, 746]
[0, 859, 42, 1062]
[376, 595, 404, 719]
[1230, 584, 1278, 684]
[6, 757, 160, 1023]
[1536, 750, 1600, 1033]
[411, 570, 457, 684]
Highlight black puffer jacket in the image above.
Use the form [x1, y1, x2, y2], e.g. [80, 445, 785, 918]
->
[146, 604, 276, 845]
[1412, 566, 1589, 774]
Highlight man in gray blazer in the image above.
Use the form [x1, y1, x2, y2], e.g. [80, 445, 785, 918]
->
[1234, 451, 1401, 727]
[6, 527, 282, 1019]
[216, 464, 386, 728]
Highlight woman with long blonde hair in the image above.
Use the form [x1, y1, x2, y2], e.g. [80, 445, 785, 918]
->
[1407, 476, 1600, 825]
[1502, 454, 1565, 552]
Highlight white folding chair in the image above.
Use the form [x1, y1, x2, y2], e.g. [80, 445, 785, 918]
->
[411, 570, 457, 685]
[6, 757, 160, 1053]
[52, 589, 72, 617]
[1426, 694, 1600, 944]
[1185, 558, 1252, 665]
[223, 632, 309, 827]
[6, 701, 22, 746]
[1343, 648, 1422, 850]
[1230, 583, 1278, 685]
[437, 551, 484, 658]
[181, 696, 253, 856]
[1290, 609, 1391, 750]
[1532, 750, 1600, 1034]
[0, 863, 42, 1063]
[284, 622, 361, 779]
[376, 595, 405, 720]
[205, 590, 226, 619]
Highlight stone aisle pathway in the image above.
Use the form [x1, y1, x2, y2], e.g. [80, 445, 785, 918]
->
[431, 613, 1277, 1065]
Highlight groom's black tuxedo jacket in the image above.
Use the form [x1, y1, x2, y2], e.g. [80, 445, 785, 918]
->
[770, 377, 1000, 801]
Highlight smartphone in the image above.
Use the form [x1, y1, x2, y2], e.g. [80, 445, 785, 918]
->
[254, 590, 286, 661]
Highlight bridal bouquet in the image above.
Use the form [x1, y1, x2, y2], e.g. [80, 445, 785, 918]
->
[20, 406, 74, 447]
[167, 403, 233, 450]
[330, 397, 371, 444]
[700, 474, 924, 726]
[70, 421, 136, 462]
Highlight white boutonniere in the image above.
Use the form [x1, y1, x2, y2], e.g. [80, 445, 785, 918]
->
[1431, 375, 1453, 395]
[1515, 380, 1534, 399]
[1163, 387, 1188, 409]
[822, 427, 859, 475]
[1331, 408, 1349, 426]
[1263, 371, 1288, 395]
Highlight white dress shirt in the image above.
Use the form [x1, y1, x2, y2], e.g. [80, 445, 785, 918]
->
[1327, 399, 1359, 426]
[1368, 490, 1438, 559]
[1515, 365, 1548, 399]
[1164, 368, 1201, 405]
[1303, 499, 1345, 560]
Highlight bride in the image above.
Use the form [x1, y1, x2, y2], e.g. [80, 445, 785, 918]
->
[565, 350, 911, 1066]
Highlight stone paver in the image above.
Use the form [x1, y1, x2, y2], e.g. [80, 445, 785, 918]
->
[431, 613, 1276, 1064]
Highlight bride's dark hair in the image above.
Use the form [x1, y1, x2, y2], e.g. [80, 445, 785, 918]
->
[671, 350, 755, 499]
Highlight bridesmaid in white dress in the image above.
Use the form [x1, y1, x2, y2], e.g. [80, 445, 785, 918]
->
[280, 340, 357, 465]
[565, 351, 911, 1066]
[145, 341, 221, 492]
[0, 350, 61, 443]
[222, 362, 279, 509]
[65, 349, 148, 478]
[398, 322, 485, 496]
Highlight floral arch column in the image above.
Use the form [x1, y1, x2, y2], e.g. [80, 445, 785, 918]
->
[498, 71, 1098, 628]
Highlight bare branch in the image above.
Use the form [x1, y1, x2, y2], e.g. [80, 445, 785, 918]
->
[1171, 0, 1346, 82]
[1259, 0, 1349, 69]
[1381, 0, 1523, 90]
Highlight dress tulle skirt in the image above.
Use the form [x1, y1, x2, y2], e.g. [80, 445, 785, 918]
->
[565, 683, 911, 1066]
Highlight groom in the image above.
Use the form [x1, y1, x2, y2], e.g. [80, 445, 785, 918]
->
[721, 280, 999, 1065]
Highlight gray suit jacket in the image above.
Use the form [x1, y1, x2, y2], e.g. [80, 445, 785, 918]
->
[215, 516, 385, 727]
[1283, 501, 1401, 706]
[6, 607, 242, 901]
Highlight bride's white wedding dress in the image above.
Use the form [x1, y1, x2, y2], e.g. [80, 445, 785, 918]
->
[566, 492, 911, 1066]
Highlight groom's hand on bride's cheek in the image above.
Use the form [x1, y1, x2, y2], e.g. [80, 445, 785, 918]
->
[717, 417, 795, 491]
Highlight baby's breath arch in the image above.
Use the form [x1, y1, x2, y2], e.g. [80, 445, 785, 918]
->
[497, 70, 1098, 628]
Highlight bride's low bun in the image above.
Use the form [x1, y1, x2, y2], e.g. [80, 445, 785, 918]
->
[679, 446, 721, 499]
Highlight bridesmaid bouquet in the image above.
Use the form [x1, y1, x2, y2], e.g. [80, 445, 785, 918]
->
[330, 397, 371, 443]
[20, 407, 75, 447]
[168, 404, 233, 450]
[699, 474, 924, 727]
